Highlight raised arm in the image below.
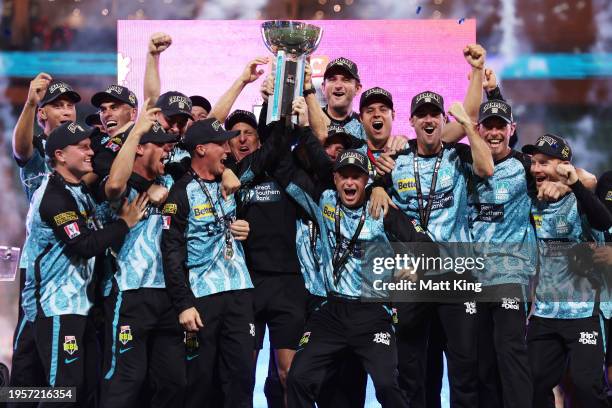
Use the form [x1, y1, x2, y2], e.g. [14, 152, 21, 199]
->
[104, 101, 160, 200]
[207, 57, 268, 123]
[442, 45, 486, 143]
[303, 61, 329, 143]
[448, 102, 494, 178]
[13, 73, 52, 162]
[144, 32, 172, 109]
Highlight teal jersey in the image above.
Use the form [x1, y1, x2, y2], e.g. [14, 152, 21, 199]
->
[469, 151, 537, 286]
[21, 173, 128, 320]
[105, 175, 175, 292]
[162, 173, 253, 313]
[532, 192, 607, 319]
[295, 218, 326, 297]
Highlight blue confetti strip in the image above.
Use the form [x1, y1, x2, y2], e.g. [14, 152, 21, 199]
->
[458, 17, 465, 24]
[416, 6, 422, 14]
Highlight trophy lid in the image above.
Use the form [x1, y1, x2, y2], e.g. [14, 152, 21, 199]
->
[261, 20, 322, 55]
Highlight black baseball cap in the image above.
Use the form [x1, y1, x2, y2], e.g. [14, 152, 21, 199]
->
[190, 95, 212, 113]
[225, 109, 258, 131]
[359, 87, 393, 111]
[156, 91, 194, 120]
[323, 57, 360, 82]
[45, 121, 92, 158]
[478, 99, 513, 124]
[85, 113, 101, 127]
[38, 80, 81, 108]
[522, 133, 572, 161]
[595, 171, 612, 214]
[410, 91, 444, 116]
[333, 149, 369, 174]
[91, 85, 138, 108]
[183, 118, 240, 152]
[325, 125, 353, 149]
[140, 122, 179, 145]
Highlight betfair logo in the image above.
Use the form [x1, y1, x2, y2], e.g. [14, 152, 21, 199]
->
[323, 204, 339, 222]
[193, 203, 213, 219]
[398, 178, 416, 192]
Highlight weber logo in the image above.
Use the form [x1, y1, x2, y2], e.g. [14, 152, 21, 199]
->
[578, 331, 598, 345]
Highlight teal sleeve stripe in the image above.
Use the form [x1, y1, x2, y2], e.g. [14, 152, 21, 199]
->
[49, 316, 60, 387]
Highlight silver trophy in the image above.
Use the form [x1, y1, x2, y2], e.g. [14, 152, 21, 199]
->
[261, 20, 322, 124]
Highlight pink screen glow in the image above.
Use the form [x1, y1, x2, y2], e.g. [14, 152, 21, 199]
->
[117, 19, 476, 137]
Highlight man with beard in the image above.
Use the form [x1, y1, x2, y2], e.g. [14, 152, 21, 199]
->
[161, 118, 254, 408]
[375, 93, 494, 407]
[19, 121, 146, 407]
[10, 75, 80, 406]
[99, 105, 186, 408]
[523, 134, 612, 407]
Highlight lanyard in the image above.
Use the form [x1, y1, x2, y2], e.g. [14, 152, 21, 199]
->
[332, 197, 367, 285]
[190, 170, 234, 259]
[412, 146, 444, 231]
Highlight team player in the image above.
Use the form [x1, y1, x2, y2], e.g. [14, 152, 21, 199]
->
[376, 94, 494, 407]
[277, 142, 432, 407]
[9, 75, 81, 405]
[161, 118, 254, 408]
[99, 104, 185, 407]
[454, 98, 535, 408]
[20, 121, 146, 406]
[523, 134, 612, 407]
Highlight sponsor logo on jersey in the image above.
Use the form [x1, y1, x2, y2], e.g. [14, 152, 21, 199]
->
[64, 222, 80, 239]
[54, 211, 78, 226]
[249, 323, 255, 337]
[373, 331, 391, 346]
[606, 191, 612, 202]
[193, 203, 213, 219]
[533, 214, 542, 229]
[63, 336, 78, 355]
[397, 178, 416, 192]
[163, 203, 177, 214]
[475, 203, 504, 223]
[578, 331, 598, 345]
[323, 204, 339, 222]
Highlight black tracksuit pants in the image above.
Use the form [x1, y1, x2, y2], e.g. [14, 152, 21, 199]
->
[101, 286, 186, 408]
[287, 296, 408, 408]
[528, 315, 609, 408]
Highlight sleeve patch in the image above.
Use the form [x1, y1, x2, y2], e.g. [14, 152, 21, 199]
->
[162, 216, 171, 229]
[53, 211, 79, 226]
[163, 203, 177, 214]
[63, 222, 81, 239]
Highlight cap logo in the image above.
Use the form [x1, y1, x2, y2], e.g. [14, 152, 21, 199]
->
[168, 95, 190, 108]
[67, 123, 83, 134]
[340, 150, 365, 165]
[537, 135, 558, 147]
[106, 85, 124, 95]
[49, 82, 70, 94]
[483, 101, 508, 113]
[128, 94, 136, 105]
[212, 120, 222, 131]
[151, 122, 162, 133]
[561, 146, 570, 159]
[415, 92, 440, 104]
[331, 57, 354, 69]
[364, 87, 390, 99]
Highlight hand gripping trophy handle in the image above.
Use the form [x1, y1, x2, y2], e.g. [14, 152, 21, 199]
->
[261, 21, 323, 125]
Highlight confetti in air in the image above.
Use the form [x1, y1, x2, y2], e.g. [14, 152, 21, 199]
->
[458, 17, 465, 24]
[416, 6, 422, 14]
